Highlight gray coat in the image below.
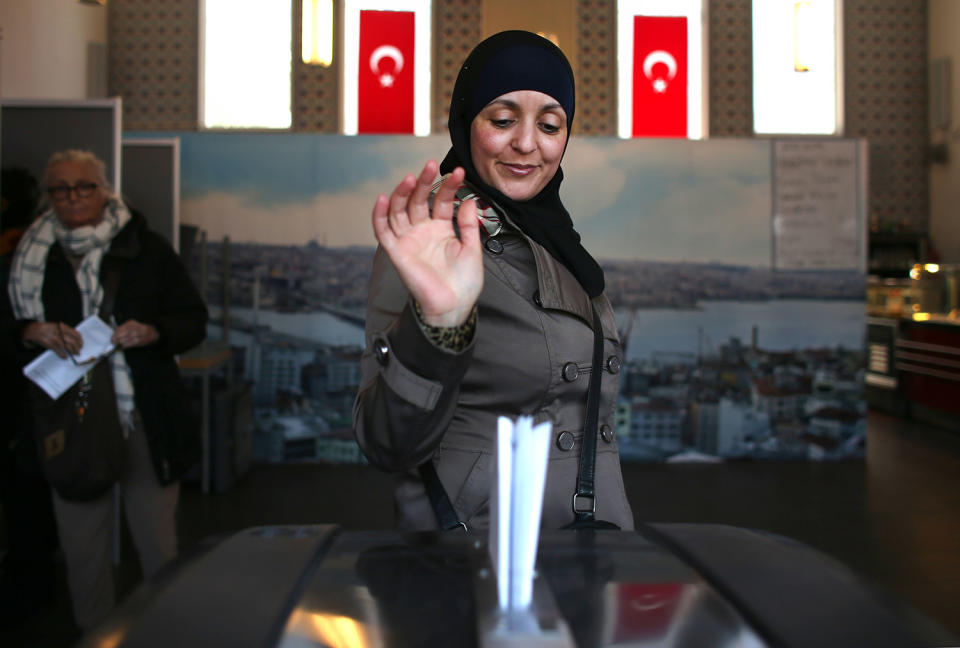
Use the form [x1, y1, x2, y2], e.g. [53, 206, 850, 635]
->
[353, 208, 635, 531]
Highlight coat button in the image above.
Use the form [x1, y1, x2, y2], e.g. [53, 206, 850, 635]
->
[562, 362, 579, 382]
[600, 424, 614, 443]
[556, 431, 575, 451]
[373, 338, 389, 366]
[533, 290, 542, 307]
[606, 355, 621, 374]
[484, 238, 504, 254]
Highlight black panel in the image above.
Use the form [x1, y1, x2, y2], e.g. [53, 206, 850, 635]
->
[121, 141, 177, 247]
[1, 103, 118, 191]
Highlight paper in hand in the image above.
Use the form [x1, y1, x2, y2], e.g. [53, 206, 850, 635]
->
[22, 315, 116, 400]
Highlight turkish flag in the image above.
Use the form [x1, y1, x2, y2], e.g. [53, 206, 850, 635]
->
[358, 10, 415, 134]
[632, 16, 687, 138]
[612, 583, 685, 641]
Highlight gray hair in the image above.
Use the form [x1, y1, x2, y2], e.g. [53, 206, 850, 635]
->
[44, 149, 115, 196]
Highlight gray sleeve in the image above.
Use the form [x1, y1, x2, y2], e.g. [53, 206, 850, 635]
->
[352, 247, 475, 472]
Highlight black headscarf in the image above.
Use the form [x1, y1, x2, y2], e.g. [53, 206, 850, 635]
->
[439, 30, 605, 298]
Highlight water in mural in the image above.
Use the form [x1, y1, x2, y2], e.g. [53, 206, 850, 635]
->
[157, 132, 866, 464]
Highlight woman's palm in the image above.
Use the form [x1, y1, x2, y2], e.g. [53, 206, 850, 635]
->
[372, 162, 483, 328]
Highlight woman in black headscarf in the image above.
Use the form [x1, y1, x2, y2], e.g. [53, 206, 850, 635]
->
[354, 31, 634, 531]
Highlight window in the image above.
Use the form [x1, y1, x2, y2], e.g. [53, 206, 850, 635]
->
[302, 0, 334, 66]
[617, 0, 706, 139]
[200, 0, 292, 129]
[752, 0, 842, 135]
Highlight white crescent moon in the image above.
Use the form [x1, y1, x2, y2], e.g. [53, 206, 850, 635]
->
[370, 45, 404, 75]
[642, 50, 677, 81]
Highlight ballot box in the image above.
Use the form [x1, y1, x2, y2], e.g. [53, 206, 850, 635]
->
[81, 525, 956, 648]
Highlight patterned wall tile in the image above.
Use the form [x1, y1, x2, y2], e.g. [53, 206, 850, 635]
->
[576, 0, 617, 136]
[709, 0, 753, 136]
[434, 0, 484, 133]
[293, 0, 339, 132]
[845, 0, 929, 233]
[108, 0, 199, 131]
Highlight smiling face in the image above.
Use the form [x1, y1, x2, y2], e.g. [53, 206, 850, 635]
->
[47, 160, 108, 229]
[469, 90, 568, 201]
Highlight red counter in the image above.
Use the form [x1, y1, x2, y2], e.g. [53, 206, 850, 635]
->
[868, 316, 960, 431]
[897, 319, 960, 427]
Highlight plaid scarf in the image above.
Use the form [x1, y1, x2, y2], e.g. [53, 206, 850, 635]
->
[8, 200, 137, 428]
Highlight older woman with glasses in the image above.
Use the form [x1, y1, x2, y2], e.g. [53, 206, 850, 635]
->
[1, 149, 208, 633]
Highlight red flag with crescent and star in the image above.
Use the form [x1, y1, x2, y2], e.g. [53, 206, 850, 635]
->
[632, 15, 687, 138]
[358, 10, 415, 134]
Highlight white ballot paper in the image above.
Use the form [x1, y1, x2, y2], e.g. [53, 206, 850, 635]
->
[22, 315, 115, 400]
[489, 415, 552, 612]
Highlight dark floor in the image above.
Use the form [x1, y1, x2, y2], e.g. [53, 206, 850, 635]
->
[2, 409, 959, 647]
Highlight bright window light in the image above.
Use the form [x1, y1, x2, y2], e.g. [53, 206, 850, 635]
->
[302, 0, 334, 66]
[617, 0, 706, 139]
[342, 0, 432, 136]
[201, 0, 292, 129]
[753, 0, 842, 135]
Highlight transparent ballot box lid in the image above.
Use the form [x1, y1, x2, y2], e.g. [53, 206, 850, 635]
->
[80, 524, 956, 648]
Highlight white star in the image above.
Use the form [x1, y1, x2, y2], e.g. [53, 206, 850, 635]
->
[653, 78, 668, 93]
[379, 74, 395, 88]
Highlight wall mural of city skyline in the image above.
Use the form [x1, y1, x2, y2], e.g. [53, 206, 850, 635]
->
[146, 132, 866, 464]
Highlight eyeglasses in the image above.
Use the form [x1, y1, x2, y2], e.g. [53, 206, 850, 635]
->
[48, 182, 99, 201]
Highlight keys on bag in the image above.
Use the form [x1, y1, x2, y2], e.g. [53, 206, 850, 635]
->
[75, 371, 92, 422]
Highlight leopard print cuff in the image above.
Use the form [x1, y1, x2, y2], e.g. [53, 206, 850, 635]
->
[412, 301, 477, 352]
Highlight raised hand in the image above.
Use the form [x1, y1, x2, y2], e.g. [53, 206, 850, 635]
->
[372, 160, 483, 328]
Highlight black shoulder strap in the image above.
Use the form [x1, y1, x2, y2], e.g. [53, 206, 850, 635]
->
[564, 304, 620, 530]
[569, 305, 605, 525]
[418, 461, 468, 531]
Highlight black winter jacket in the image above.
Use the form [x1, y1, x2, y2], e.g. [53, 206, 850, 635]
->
[2, 212, 208, 485]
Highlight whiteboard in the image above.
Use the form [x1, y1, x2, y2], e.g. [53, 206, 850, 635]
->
[771, 139, 867, 272]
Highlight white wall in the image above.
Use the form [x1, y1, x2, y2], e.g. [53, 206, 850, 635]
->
[0, 0, 107, 99]
[928, 0, 960, 262]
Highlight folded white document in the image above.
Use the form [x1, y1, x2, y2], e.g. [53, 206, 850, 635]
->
[22, 315, 115, 400]
[490, 415, 552, 612]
